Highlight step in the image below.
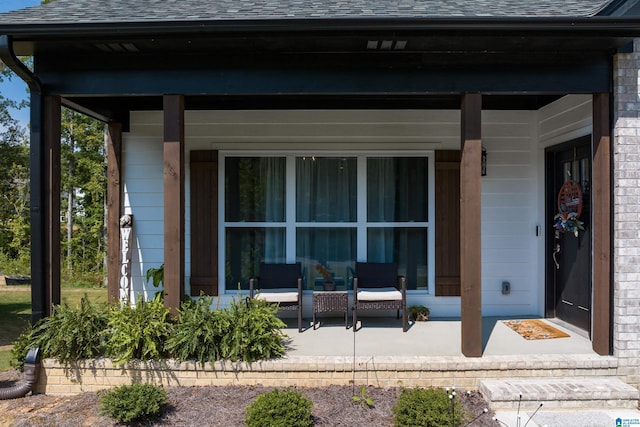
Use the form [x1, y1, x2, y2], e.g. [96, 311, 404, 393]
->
[479, 377, 640, 410]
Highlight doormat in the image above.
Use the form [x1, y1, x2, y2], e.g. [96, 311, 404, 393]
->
[502, 319, 570, 340]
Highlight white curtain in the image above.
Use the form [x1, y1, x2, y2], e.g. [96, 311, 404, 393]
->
[367, 158, 396, 262]
[261, 157, 286, 262]
[296, 157, 356, 289]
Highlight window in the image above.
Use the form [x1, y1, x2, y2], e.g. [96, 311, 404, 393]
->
[222, 152, 433, 292]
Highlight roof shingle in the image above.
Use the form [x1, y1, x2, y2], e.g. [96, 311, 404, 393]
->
[0, 0, 617, 24]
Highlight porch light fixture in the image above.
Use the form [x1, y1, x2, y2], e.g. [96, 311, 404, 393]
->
[481, 147, 487, 176]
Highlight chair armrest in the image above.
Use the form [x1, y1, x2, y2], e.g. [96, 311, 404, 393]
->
[397, 276, 406, 293]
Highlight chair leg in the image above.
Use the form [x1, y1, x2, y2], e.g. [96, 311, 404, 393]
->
[353, 307, 357, 331]
[344, 308, 348, 329]
[402, 306, 407, 332]
[298, 306, 302, 333]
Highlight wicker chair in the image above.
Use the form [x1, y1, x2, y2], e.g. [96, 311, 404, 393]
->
[249, 262, 303, 332]
[352, 262, 407, 332]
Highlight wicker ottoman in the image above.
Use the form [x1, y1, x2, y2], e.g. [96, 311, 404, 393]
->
[312, 291, 349, 329]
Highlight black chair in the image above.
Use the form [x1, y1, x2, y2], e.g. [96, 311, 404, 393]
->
[353, 262, 407, 332]
[249, 262, 303, 332]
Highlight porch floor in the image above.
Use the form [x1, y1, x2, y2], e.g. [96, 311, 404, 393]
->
[282, 316, 595, 357]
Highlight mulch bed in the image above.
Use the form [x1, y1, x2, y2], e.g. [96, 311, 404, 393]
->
[0, 369, 500, 426]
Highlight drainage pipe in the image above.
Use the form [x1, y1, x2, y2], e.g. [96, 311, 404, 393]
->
[0, 348, 41, 400]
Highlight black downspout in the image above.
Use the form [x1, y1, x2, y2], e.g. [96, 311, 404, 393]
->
[0, 348, 41, 400]
[0, 35, 46, 325]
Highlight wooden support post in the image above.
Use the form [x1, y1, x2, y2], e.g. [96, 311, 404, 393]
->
[592, 92, 612, 355]
[460, 93, 483, 357]
[44, 95, 61, 315]
[30, 91, 46, 324]
[106, 122, 122, 303]
[163, 95, 185, 315]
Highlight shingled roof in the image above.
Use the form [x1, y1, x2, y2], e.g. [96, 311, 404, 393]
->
[0, 0, 621, 24]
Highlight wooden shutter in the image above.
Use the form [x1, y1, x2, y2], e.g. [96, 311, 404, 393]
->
[435, 150, 461, 296]
[190, 150, 218, 296]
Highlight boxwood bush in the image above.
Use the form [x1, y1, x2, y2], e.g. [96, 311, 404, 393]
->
[245, 388, 313, 427]
[392, 387, 466, 427]
[99, 383, 168, 424]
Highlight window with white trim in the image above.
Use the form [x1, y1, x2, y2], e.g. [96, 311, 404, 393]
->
[221, 152, 433, 292]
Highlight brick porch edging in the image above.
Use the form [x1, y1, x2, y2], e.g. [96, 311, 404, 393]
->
[36, 354, 618, 396]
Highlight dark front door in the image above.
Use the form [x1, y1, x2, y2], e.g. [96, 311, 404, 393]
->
[546, 138, 592, 333]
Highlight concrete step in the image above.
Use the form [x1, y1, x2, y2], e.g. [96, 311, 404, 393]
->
[479, 377, 640, 411]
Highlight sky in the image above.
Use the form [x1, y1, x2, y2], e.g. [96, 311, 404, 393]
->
[0, 0, 45, 126]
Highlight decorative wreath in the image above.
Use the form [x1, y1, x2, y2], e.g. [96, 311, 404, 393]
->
[553, 211, 584, 237]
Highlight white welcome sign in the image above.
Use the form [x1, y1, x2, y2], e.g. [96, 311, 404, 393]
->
[119, 214, 133, 305]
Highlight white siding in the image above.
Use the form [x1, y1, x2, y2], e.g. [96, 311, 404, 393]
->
[122, 104, 590, 317]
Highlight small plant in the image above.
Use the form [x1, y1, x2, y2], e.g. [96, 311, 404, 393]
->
[104, 294, 173, 365]
[99, 383, 168, 424]
[352, 385, 375, 408]
[408, 305, 430, 321]
[245, 388, 313, 427]
[392, 387, 466, 427]
[165, 295, 231, 365]
[221, 296, 287, 362]
[145, 264, 164, 288]
[146, 263, 165, 300]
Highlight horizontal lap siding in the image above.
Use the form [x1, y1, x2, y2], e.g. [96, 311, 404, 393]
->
[123, 133, 191, 302]
[126, 110, 540, 316]
[479, 110, 538, 316]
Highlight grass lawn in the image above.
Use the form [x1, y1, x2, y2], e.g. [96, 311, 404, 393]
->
[0, 286, 107, 371]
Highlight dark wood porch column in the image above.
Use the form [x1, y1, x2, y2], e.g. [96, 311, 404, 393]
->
[34, 95, 62, 320]
[163, 95, 185, 314]
[30, 92, 45, 323]
[45, 96, 61, 315]
[592, 92, 612, 355]
[460, 93, 483, 357]
[106, 122, 122, 302]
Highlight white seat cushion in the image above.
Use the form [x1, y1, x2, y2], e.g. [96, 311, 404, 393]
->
[357, 287, 402, 301]
[256, 289, 299, 303]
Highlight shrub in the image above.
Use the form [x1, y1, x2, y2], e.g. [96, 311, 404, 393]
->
[245, 388, 313, 427]
[10, 326, 37, 372]
[99, 383, 168, 424]
[165, 296, 231, 365]
[104, 295, 173, 365]
[221, 296, 286, 362]
[392, 387, 466, 427]
[10, 297, 108, 370]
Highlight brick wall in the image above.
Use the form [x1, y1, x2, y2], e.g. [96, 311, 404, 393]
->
[613, 39, 640, 387]
[35, 355, 617, 396]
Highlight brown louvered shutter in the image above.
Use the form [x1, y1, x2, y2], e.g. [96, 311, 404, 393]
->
[190, 150, 218, 296]
[435, 150, 461, 296]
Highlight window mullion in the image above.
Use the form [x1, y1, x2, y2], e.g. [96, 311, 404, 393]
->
[286, 154, 297, 263]
[357, 155, 367, 262]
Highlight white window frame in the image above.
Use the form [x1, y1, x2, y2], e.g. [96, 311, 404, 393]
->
[219, 150, 435, 294]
